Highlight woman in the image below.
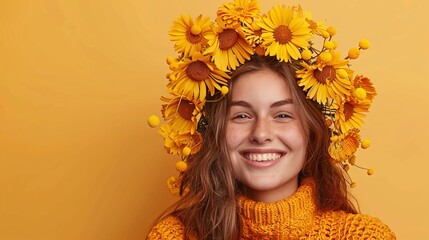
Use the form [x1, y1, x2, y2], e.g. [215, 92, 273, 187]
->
[147, 1, 395, 239]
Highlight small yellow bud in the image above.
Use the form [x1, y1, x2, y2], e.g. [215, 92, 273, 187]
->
[220, 86, 229, 95]
[343, 164, 350, 171]
[354, 87, 367, 100]
[190, 25, 202, 35]
[359, 39, 370, 50]
[176, 161, 188, 172]
[321, 31, 330, 39]
[348, 47, 360, 59]
[332, 40, 338, 49]
[327, 26, 336, 36]
[182, 146, 192, 156]
[337, 69, 348, 79]
[166, 56, 176, 65]
[367, 168, 375, 175]
[361, 139, 371, 149]
[147, 115, 160, 128]
[319, 51, 332, 62]
[323, 41, 335, 50]
[301, 49, 312, 60]
[350, 182, 357, 188]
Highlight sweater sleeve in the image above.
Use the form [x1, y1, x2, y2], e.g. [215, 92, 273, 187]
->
[344, 213, 396, 239]
[147, 215, 185, 240]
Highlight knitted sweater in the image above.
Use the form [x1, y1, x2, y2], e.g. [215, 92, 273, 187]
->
[147, 179, 395, 239]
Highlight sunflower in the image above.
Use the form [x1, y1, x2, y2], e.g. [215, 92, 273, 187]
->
[333, 96, 370, 133]
[159, 124, 203, 156]
[168, 53, 230, 101]
[169, 14, 213, 56]
[328, 129, 360, 163]
[242, 17, 263, 48]
[352, 75, 377, 101]
[161, 93, 204, 134]
[258, 4, 312, 62]
[217, 0, 260, 28]
[296, 51, 353, 105]
[205, 26, 253, 71]
[296, 5, 329, 37]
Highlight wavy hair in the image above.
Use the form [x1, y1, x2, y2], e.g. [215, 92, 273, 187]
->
[149, 56, 357, 240]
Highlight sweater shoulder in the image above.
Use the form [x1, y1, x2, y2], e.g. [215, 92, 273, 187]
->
[315, 211, 396, 239]
[147, 215, 185, 240]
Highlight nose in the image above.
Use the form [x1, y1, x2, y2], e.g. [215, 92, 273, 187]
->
[249, 117, 273, 144]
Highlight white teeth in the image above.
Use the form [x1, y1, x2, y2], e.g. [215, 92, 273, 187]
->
[246, 153, 281, 161]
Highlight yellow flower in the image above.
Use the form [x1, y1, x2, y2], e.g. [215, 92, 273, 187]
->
[169, 14, 213, 56]
[296, 51, 353, 104]
[166, 175, 181, 196]
[159, 124, 203, 155]
[242, 17, 263, 46]
[259, 4, 312, 62]
[296, 5, 329, 37]
[359, 39, 370, 50]
[327, 26, 336, 36]
[217, 0, 260, 28]
[361, 139, 371, 149]
[161, 94, 204, 134]
[301, 48, 312, 60]
[348, 47, 360, 59]
[205, 26, 253, 70]
[333, 97, 370, 133]
[168, 53, 230, 101]
[352, 75, 377, 101]
[328, 129, 361, 163]
[176, 161, 188, 172]
[147, 115, 160, 128]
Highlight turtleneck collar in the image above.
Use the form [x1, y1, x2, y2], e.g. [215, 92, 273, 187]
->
[238, 178, 316, 228]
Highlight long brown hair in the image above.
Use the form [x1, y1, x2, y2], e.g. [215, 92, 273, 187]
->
[150, 56, 357, 239]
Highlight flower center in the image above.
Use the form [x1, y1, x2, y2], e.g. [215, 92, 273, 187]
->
[344, 102, 354, 121]
[186, 28, 202, 44]
[178, 100, 195, 120]
[218, 29, 239, 50]
[313, 66, 336, 84]
[274, 25, 292, 44]
[186, 60, 210, 81]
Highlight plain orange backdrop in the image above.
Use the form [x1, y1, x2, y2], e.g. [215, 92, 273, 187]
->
[0, 0, 428, 239]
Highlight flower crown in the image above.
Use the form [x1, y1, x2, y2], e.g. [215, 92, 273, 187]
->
[148, 0, 377, 195]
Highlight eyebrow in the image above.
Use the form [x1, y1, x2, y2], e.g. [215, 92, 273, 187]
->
[230, 99, 293, 108]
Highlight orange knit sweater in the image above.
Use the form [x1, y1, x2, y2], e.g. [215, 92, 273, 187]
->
[147, 179, 395, 239]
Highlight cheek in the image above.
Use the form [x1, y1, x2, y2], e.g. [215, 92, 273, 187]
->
[225, 125, 242, 150]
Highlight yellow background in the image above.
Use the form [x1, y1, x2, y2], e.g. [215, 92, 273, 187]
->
[0, 0, 428, 239]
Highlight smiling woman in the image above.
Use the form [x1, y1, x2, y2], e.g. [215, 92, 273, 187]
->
[146, 1, 396, 238]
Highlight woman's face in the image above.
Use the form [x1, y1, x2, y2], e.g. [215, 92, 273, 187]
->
[226, 69, 308, 203]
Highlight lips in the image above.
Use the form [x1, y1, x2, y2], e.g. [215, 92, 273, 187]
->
[243, 152, 283, 162]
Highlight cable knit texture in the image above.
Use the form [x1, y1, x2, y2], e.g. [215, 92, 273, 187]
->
[147, 179, 395, 239]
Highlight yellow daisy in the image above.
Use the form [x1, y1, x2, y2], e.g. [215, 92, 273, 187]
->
[328, 129, 360, 163]
[205, 26, 253, 71]
[169, 14, 213, 56]
[217, 0, 260, 28]
[296, 5, 329, 37]
[168, 53, 230, 102]
[161, 93, 204, 134]
[333, 96, 370, 133]
[259, 4, 312, 62]
[352, 75, 377, 101]
[159, 124, 203, 156]
[296, 51, 353, 104]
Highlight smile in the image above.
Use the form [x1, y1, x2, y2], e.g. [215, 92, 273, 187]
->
[243, 153, 283, 162]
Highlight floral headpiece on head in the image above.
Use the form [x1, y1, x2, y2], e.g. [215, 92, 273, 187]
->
[148, 0, 377, 195]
